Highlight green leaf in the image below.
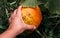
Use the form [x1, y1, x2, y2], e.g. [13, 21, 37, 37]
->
[47, 0, 60, 15]
[0, 25, 5, 29]
[20, 0, 39, 8]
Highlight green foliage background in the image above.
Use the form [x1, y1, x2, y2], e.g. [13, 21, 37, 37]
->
[0, 0, 60, 38]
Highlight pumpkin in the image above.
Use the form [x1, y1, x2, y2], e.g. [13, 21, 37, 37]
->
[21, 6, 42, 28]
[20, 6, 42, 36]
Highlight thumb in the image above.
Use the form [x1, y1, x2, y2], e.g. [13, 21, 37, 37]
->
[26, 25, 36, 30]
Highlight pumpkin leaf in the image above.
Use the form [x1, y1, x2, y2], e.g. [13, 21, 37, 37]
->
[47, 0, 60, 15]
[19, 0, 39, 8]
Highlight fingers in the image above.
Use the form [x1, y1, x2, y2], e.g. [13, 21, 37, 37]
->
[9, 9, 17, 23]
[9, 6, 23, 23]
[26, 25, 36, 30]
[11, 9, 17, 18]
[16, 6, 25, 23]
[13, 9, 17, 16]
[16, 6, 22, 18]
[9, 17, 11, 23]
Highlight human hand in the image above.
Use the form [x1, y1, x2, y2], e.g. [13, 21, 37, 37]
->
[8, 6, 36, 35]
[0, 6, 36, 38]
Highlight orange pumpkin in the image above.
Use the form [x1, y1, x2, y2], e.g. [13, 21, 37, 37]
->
[21, 6, 42, 28]
[20, 6, 42, 36]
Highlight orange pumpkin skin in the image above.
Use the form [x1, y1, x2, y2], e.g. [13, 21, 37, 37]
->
[21, 6, 42, 28]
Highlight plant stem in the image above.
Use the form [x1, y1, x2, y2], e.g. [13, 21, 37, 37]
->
[42, 31, 48, 38]
[36, 29, 45, 38]
[10, 1, 16, 5]
[5, 8, 9, 18]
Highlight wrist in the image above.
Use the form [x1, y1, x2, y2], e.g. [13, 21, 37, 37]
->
[8, 26, 25, 36]
[7, 27, 19, 36]
[0, 29, 16, 38]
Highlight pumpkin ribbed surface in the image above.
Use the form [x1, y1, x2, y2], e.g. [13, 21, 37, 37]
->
[21, 6, 42, 28]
